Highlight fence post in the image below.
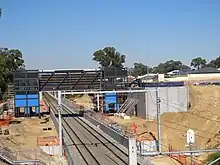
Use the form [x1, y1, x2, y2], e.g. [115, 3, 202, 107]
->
[128, 138, 137, 165]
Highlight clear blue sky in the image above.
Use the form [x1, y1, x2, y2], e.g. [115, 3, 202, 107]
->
[0, 0, 220, 69]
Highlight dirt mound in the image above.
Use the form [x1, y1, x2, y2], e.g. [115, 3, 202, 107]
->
[70, 94, 94, 110]
[160, 86, 220, 150]
[109, 86, 220, 151]
[0, 117, 59, 164]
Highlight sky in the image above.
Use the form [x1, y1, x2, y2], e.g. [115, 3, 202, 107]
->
[0, 0, 220, 70]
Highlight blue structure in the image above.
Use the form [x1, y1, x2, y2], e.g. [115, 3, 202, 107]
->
[14, 70, 40, 117]
[14, 93, 40, 116]
[104, 93, 119, 113]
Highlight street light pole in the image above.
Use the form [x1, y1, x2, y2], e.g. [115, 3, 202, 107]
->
[58, 91, 63, 158]
[156, 88, 162, 153]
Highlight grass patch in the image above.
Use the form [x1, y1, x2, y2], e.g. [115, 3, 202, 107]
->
[206, 152, 220, 165]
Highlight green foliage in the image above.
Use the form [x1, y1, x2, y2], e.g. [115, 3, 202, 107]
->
[206, 152, 220, 165]
[207, 56, 220, 68]
[130, 60, 190, 76]
[190, 57, 207, 69]
[153, 60, 190, 74]
[131, 63, 152, 76]
[93, 47, 125, 68]
[0, 47, 25, 100]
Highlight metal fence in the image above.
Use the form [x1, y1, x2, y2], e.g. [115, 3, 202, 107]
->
[0, 147, 51, 165]
[168, 145, 203, 165]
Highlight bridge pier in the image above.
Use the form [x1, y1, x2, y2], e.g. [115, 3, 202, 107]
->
[128, 138, 137, 165]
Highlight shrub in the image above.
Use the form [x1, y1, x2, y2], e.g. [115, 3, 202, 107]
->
[206, 152, 220, 165]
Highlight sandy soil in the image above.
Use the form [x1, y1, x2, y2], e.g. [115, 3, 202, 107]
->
[69, 94, 94, 110]
[67, 86, 220, 163]
[0, 116, 64, 165]
[107, 86, 220, 150]
[149, 156, 181, 165]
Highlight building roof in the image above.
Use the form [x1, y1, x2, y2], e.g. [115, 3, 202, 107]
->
[137, 73, 158, 79]
[189, 67, 220, 74]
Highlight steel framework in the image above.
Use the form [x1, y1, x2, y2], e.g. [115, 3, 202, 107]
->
[39, 69, 103, 91]
[39, 68, 128, 91]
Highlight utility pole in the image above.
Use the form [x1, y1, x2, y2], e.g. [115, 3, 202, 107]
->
[190, 143, 193, 165]
[128, 138, 137, 165]
[156, 88, 162, 153]
[58, 91, 63, 159]
[146, 51, 149, 75]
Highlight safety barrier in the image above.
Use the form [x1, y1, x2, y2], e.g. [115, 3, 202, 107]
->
[84, 112, 129, 148]
[0, 147, 47, 165]
[168, 145, 203, 165]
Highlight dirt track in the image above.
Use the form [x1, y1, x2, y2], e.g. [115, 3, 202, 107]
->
[0, 117, 61, 164]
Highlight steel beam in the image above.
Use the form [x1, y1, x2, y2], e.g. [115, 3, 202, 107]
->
[57, 91, 63, 158]
[87, 72, 100, 89]
[40, 72, 54, 90]
[61, 89, 156, 95]
[56, 73, 69, 90]
[139, 148, 220, 156]
[71, 71, 84, 89]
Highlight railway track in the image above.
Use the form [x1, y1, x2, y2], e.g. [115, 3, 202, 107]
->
[46, 94, 134, 165]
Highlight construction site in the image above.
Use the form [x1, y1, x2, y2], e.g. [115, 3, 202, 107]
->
[64, 83, 220, 164]
[0, 66, 219, 165]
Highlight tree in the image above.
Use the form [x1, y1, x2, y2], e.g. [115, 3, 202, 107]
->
[152, 60, 190, 74]
[190, 57, 207, 69]
[0, 48, 25, 100]
[130, 63, 152, 77]
[206, 56, 220, 68]
[93, 47, 126, 68]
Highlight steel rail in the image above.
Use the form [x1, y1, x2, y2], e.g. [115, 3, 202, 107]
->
[47, 98, 101, 165]
[46, 94, 130, 165]
[63, 107, 129, 165]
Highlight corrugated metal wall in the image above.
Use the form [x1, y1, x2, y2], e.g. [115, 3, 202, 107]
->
[129, 86, 188, 120]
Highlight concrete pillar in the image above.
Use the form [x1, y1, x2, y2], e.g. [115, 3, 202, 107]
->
[97, 94, 100, 111]
[39, 92, 43, 101]
[128, 138, 137, 165]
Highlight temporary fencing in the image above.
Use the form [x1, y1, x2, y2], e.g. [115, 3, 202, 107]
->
[168, 145, 203, 165]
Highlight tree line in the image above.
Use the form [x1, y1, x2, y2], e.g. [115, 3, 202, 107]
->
[93, 47, 220, 77]
[0, 47, 25, 100]
[0, 46, 219, 100]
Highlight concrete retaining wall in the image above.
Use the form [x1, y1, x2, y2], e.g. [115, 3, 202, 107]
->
[129, 86, 189, 120]
[84, 113, 129, 148]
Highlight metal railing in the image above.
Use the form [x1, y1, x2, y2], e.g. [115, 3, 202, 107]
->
[0, 148, 47, 165]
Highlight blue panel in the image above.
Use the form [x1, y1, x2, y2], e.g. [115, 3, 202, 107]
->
[27, 94, 39, 99]
[104, 93, 118, 112]
[36, 107, 40, 114]
[105, 93, 117, 104]
[105, 104, 109, 112]
[28, 99, 39, 106]
[15, 99, 26, 107]
[15, 94, 26, 99]
[25, 107, 30, 114]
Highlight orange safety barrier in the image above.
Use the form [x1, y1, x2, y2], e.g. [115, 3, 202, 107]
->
[0, 120, 9, 126]
[168, 145, 203, 165]
[37, 136, 60, 146]
[0, 112, 13, 126]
